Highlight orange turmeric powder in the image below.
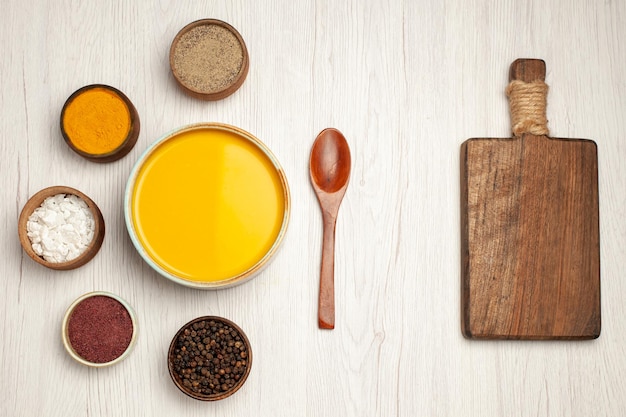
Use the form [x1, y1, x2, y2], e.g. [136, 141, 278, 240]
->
[62, 87, 131, 155]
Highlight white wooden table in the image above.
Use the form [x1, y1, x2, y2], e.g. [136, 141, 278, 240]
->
[1, 1, 625, 416]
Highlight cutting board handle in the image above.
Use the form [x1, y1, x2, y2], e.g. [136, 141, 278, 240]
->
[506, 59, 549, 136]
[509, 58, 546, 82]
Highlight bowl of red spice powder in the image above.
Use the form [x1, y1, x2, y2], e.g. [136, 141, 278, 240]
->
[62, 292, 138, 367]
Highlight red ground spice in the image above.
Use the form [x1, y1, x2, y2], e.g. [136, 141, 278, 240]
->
[67, 295, 133, 363]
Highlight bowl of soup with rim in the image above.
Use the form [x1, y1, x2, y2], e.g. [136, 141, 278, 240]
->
[124, 123, 290, 289]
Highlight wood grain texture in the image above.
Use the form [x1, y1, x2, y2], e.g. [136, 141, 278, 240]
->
[461, 134, 600, 339]
[461, 59, 600, 339]
[1, 1, 625, 416]
[310, 128, 351, 329]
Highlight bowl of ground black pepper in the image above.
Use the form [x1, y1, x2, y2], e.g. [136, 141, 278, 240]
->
[169, 19, 249, 100]
[168, 316, 252, 401]
[18, 186, 105, 270]
[62, 291, 137, 367]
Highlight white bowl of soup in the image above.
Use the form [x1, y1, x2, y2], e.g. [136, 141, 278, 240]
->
[124, 123, 290, 289]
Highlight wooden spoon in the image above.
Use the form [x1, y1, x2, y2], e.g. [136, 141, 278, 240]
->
[309, 128, 351, 329]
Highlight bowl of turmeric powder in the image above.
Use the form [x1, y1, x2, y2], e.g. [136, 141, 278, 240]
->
[60, 84, 140, 163]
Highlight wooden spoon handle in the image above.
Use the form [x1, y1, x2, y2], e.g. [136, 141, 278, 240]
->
[318, 212, 337, 329]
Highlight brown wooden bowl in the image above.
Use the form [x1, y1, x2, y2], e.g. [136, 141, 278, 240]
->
[169, 19, 249, 101]
[18, 186, 105, 270]
[168, 316, 252, 401]
[60, 84, 140, 163]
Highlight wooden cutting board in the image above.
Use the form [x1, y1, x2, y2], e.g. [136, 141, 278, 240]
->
[460, 59, 601, 340]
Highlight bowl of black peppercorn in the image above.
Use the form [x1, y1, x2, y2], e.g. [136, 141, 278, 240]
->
[168, 316, 252, 401]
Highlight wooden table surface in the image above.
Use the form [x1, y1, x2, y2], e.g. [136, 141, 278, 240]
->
[1, 1, 624, 416]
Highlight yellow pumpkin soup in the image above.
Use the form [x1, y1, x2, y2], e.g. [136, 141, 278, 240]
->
[130, 126, 287, 282]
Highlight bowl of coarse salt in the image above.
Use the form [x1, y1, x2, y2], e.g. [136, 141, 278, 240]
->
[18, 186, 105, 270]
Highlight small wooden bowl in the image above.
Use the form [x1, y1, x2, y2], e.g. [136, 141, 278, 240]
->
[61, 291, 138, 367]
[61, 84, 140, 163]
[169, 19, 249, 100]
[168, 316, 252, 401]
[18, 186, 105, 270]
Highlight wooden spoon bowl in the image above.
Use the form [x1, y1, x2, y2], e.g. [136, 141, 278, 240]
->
[310, 129, 352, 194]
[18, 186, 105, 270]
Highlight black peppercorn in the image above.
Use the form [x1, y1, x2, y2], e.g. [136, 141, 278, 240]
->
[168, 317, 251, 400]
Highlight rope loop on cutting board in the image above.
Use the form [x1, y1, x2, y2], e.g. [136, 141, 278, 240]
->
[506, 79, 550, 136]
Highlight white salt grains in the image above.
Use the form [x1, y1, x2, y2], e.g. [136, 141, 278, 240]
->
[26, 194, 95, 263]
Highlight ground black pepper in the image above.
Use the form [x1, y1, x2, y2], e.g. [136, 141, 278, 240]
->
[169, 318, 250, 399]
[171, 23, 244, 93]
